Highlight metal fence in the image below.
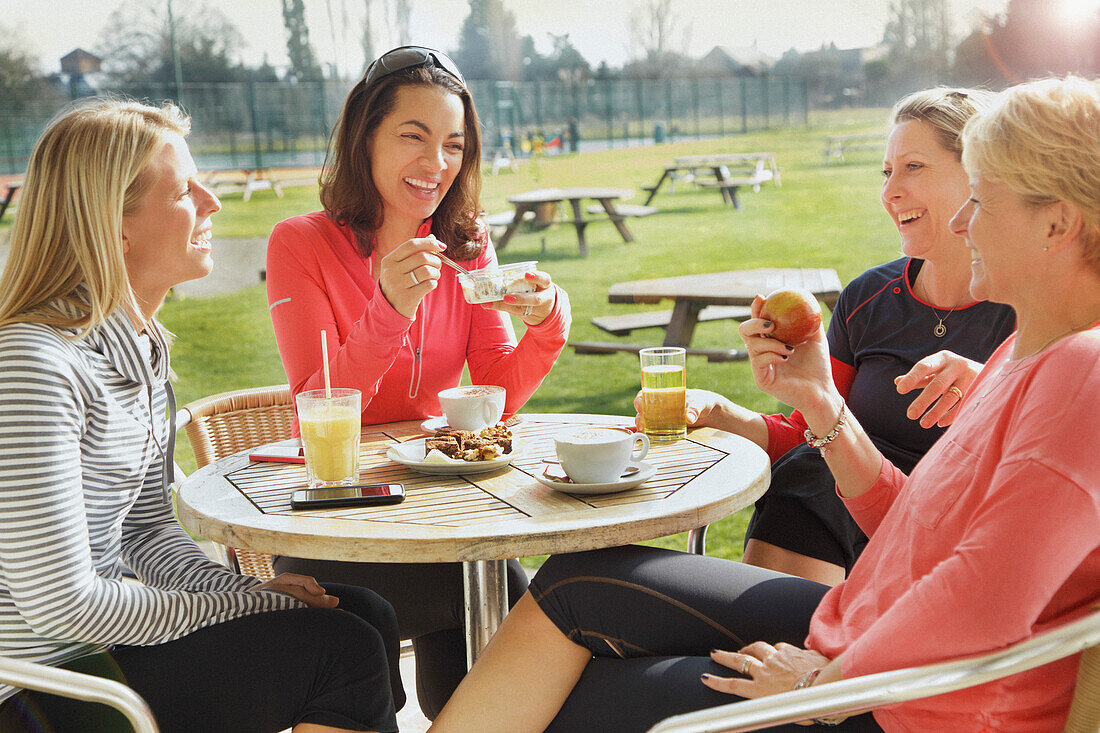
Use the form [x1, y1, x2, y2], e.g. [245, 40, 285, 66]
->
[0, 75, 808, 175]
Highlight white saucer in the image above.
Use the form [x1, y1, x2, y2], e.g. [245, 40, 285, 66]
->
[420, 415, 523, 435]
[387, 438, 520, 475]
[533, 461, 657, 495]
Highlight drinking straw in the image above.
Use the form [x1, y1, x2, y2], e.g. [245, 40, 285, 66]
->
[320, 330, 332, 398]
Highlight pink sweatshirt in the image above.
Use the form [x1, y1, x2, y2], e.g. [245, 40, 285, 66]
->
[266, 212, 570, 427]
[807, 325, 1100, 732]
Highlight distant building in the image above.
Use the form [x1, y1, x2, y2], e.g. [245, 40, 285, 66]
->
[698, 44, 776, 77]
[60, 49, 102, 76]
[56, 49, 104, 99]
[773, 43, 889, 107]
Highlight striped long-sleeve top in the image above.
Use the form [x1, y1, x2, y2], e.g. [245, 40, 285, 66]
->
[0, 303, 300, 703]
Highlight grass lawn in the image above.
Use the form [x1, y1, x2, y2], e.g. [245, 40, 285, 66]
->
[158, 107, 898, 563]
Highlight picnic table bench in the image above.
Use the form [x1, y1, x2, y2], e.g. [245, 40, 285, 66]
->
[199, 168, 317, 202]
[0, 182, 22, 222]
[494, 187, 653, 256]
[591, 305, 751, 336]
[824, 134, 883, 165]
[694, 175, 770, 209]
[644, 153, 779, 207]
[673, 153, 781, 186]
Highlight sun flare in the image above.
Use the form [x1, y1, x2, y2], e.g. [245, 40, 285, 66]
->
[1057, 0, 1100, 26]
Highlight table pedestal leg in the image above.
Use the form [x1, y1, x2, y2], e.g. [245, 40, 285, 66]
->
[463, 559, 509, 669]
[687, 525, 708, 555]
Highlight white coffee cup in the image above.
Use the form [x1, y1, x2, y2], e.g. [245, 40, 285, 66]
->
[437, 385, 506, 432]
[553, 427, 650, 484]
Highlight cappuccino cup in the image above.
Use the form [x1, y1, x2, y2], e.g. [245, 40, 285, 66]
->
[553, 427, 650, 484]
[437, 385, 506, 432]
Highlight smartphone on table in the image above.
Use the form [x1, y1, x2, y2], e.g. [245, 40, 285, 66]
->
[290, 484, 405, 510]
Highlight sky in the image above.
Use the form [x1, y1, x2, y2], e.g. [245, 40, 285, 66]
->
[4, 0, 1015, 78]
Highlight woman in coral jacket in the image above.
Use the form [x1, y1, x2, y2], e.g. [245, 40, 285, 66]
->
[265, 47, 569, 721]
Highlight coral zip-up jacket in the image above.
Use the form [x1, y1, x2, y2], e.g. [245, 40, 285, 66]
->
[266, 212, 570, 428]
[807, 325, 1100, 731]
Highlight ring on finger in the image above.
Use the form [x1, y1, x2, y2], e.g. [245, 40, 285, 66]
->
[410, 269, 419, 286]
[948, 385, 963, 400]
[523, 305, 533, 317]
[740, 657, 750, 675]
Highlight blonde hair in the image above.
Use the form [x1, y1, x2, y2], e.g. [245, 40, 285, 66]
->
[0, 98, 190, 335]
[962, 76, 1100, 267]
[890, 86, 995, 157]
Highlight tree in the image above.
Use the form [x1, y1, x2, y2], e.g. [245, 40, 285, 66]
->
[626, 0, 692, 78]
[0, 26, 45, 109]
[97, 0, 248, 84]
[453, 0, 523, 81]
[282, 0, 323, 81]
[882, 0, 952, 88]
[520, 33, 591, 81]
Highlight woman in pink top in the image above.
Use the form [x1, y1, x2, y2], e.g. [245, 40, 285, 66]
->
[428, 77, 1100, 733]
[266, 47, 570, 720]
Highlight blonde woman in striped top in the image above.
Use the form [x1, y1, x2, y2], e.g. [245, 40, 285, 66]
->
[0, 99, 401, 732]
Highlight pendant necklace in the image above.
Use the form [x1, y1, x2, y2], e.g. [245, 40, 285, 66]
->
[929, 304, 958, 338]
[915, 268, 959, 338]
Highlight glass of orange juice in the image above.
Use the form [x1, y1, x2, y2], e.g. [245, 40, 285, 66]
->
[639, 347, 687, 442]
[296, 388, 362, 488]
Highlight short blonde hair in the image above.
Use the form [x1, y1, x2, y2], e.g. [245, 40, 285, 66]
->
[890, 87, 995, 157]
[962, 76, 1100, 267]
[0, 98, 190, 334]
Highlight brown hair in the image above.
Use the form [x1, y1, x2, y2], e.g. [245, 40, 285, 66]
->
[890, 87, 995, 158]
[319, 65, 484, 261]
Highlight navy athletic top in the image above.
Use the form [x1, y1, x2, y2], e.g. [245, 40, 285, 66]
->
[827, 257, 1016, 471]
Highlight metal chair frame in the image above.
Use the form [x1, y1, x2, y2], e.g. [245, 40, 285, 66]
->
[0, 655, 159, 732]
[649, 605, 1100, 733]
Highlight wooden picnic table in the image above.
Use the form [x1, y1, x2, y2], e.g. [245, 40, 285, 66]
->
[495, 187, 650, 256]
[0, 182, 22, 222]
[644, 153, 779, 207]
[823, 134, 883, 165]
[176, 413, 770, 666]
[572, 267, 843, 362]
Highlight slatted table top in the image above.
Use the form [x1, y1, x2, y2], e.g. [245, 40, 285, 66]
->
[506, 187, 634, 204]
[176, 414, 770, 563]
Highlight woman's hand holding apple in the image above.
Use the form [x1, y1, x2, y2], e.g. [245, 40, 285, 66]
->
[740, 294, 841, 432]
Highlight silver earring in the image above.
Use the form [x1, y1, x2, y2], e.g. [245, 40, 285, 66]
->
[1042, 246, 1049, 252]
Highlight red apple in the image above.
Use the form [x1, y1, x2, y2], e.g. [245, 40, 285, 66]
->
[760, 288, 822, 345]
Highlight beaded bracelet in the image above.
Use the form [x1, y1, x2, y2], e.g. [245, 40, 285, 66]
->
[804, 403, 848, 458]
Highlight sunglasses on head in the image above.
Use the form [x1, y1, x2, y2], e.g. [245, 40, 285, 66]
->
[361, 46, 466, 89]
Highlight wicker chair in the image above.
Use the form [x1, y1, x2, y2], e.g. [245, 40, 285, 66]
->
[649, 603, 1100, 733]
[176, 384, 297, 581]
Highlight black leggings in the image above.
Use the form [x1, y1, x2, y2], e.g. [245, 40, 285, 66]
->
[0, 584, 402, 733]
[273, 555, 529, 719]
[530, 546, 884, 733]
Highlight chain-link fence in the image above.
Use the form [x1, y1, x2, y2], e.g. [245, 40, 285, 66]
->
[0, 75, 808, 175]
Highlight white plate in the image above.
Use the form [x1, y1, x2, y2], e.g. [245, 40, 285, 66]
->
[387, 438, 520, 475]
[533, 461, 657, 495]
[420, 415, 523, 435]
